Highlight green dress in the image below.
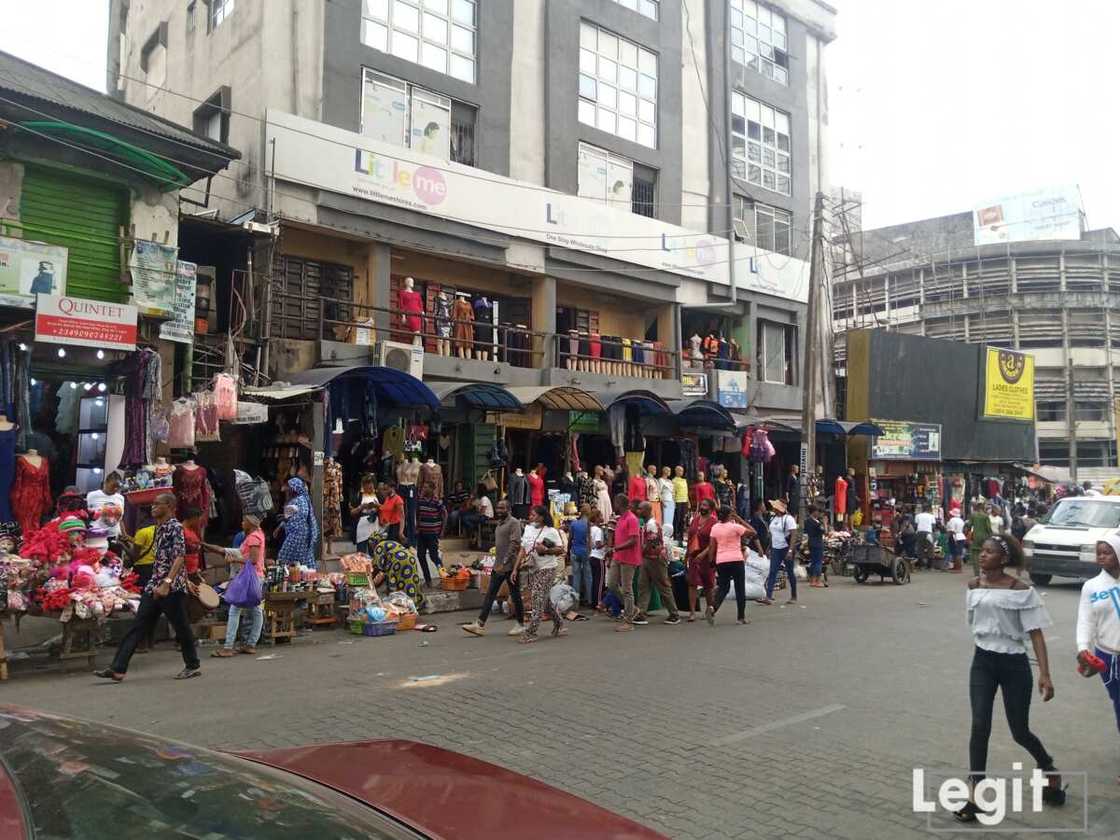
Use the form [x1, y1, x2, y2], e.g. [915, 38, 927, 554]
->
[371, 540, 425, 609]
[967, 512, 992, 567]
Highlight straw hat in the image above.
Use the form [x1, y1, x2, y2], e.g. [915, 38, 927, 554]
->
[768, 499, 788, 515]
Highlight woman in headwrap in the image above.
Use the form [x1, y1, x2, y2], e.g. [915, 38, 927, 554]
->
[368, 537, 425, 610]
[277, 477, 319, 567]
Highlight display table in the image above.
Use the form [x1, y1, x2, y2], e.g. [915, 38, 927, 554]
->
[263, 591, 306, 644]
[306, 591, 339, 628]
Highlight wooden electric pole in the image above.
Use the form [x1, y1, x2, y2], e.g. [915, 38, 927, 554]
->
[800, 191, 826, 520]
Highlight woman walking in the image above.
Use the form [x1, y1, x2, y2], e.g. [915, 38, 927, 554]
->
[278, 477, 319, 567]
[762, 499, 797, 605]
[1075, 534, 1120, 784]
[513, 505, 566, 643]
[703, 506, 757, 626]
[208, 514, 266, 657]
[685, 498, 717, 622]
[957, 535, 1063, 822]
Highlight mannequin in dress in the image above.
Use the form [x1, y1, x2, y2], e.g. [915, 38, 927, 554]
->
[452, 293, 474, 359]
[433, 291, 452, 356]
[12, 448, 51, 537]
[658, 466, 676, 539]
[593, 466, 613, 517]
[398, 277, 424, 345]
[644, 464, 662, 526]
[691, 470, 716, 510]
[173, 460, 211, 538]
[472, 295, 493, 361]
[526, 464, 545, 509]
[509, 466, 530, 519]
[419, 457, 444, 499]
[627, 467, 646, 506]
[0, 415, 16, 522]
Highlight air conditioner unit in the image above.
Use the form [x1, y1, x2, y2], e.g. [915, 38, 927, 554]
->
[378, 340, 424, 379]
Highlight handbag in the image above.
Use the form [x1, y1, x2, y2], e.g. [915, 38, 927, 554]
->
[481, 470, 498, 492]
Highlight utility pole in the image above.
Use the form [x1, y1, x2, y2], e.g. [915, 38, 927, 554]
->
[1066, 357, 1078, 483]
[800, 191, 826, 520]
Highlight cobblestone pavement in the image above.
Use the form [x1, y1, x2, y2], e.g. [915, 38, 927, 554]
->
[3, 570, 1118, 839]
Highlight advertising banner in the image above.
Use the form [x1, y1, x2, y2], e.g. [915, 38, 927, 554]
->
[0, 235, 67, 306]
[981, 347, 1034, 421]
[130, 240, 179, 316]
[159, 261, 198, 344]
[973, 186, 1082, 246]
[681, 371, 709, 398]
[35, 294, 138, 351]
[871, 420, 942, 461]
[716, 370, 748, 409]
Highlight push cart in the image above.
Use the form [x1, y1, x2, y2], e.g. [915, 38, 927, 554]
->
[849, 543, 910, 585]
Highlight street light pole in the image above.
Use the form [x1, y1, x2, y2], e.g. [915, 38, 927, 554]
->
[800, 191, 826, 520]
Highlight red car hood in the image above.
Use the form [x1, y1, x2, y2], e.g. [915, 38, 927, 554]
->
[234, 739, 667, 840]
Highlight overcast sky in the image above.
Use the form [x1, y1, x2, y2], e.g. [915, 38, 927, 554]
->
[3, 1, 1119, 233]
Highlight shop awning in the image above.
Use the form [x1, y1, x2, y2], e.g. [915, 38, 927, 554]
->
[668, 399, 737, 431]
[427, 381, 523, 411]
[504, 385, 603, 412]
[287, 366, 441, 411]
[599, 389, 672, 416]
[816, 419, 884, 436]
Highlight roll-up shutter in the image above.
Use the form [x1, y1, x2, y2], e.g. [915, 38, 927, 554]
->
[19, 166, 129, 302]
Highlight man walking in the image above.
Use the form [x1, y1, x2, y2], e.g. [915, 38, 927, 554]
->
[606, 493, 642, 631]
[95, 493, 200, 681]
[415, 482, 446, 587]
[461, 499, 525, 637]
[566, 504, 593, 608]
[635, 500, 682, 625]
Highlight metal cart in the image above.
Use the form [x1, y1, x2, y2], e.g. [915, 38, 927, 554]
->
[849, 543, 910, 585]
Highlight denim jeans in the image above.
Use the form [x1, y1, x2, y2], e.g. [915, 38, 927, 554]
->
[808, 544, 824, 577]
[570, 551, 592, 605]
[765, 545, 797, 599]
[225, 604, 264, 648]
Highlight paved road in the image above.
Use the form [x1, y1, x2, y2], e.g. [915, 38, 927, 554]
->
[3, 569, 1117, 839]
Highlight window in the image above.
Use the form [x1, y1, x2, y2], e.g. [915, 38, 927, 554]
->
[578, 22, 658, 149]
[193, 86, 230, 144]
[1075, 401, 1108, 422]
[632, 163, 657, 218]
[758, 320, 795, 385]
[733, 196, 791, 254]
[361, 0, 477, 84]
[731, 92, 791, 195]
[1035, 401, 1066, 422]
[139, 23, 168, 91]
[729, 0, 789, 84]
[610, 0, 659, 20]
[186, 2, 196, 33]
[361, 68, 475, 165]
[209, 0, 234, 31]
[577, 143, 635, 212]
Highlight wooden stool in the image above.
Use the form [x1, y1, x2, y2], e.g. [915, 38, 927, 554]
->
[306, 592, 338, 628]
[263, 592, 304, 644]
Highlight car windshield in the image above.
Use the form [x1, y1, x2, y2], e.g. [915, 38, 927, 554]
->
[1038, 499, 1120, 529]
[0, 710, 415, 839]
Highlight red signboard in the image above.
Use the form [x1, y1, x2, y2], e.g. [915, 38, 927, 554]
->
[35, 294, 138, 351]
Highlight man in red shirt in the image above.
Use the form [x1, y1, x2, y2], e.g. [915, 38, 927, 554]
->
[378, 482, 405, 544]
[605, 493, 642, 632]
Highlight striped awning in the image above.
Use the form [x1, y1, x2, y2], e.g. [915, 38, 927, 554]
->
[504, 385, 603, 412]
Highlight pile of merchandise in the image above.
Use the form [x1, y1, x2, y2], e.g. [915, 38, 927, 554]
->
[348, 588, 418, 636]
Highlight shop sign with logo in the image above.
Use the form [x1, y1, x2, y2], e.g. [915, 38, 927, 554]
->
[159, 261, 198, 344]
[716, 370, 748, 409]
[681, 371, 709, 398]
[568, 410, 601, 433]
[232, 401, 270, 424]
[871, 419, 942, 461]
[981, 347, 1034, 421]
[490, 404, 543, 431]
[130, 240, 179, 317]
[0, 235, 67, 307]
[35, 294, 137, 351]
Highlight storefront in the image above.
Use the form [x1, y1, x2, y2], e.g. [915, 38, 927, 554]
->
[861, 419, 943, 528]
[498, 386, 603, 491]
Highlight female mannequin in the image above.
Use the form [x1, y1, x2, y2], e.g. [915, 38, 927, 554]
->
[12, 449, 50, 536]
[644, 464, 662, 526]
[433, 291, 452, 356]
[173, 459, 211, 538]
[689, 333, 703, 367]
[398, 277, 424, 342]
[472, 295, 493, 361]
[452, 293, 474, 358]
[593, 466, 613, 517]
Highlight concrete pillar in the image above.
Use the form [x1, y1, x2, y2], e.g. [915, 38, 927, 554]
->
[369, 242, 392, 341]
[1012, 309, 1021, 349]
[1059, 250, 1067, 293]
[532, 275, 557, 370]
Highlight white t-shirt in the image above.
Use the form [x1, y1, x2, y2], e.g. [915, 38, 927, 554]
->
[914, 512, 936, 534]
[768, 514, 797, 550]
[86, 489, 126, 537]
[990, 515, 1004, 533]
[947, 516, 966, 541]
[355, 494, 380, 544]
[521, 523, 563, 570]
[589, 525, 605, 559]
[658, 478, 674, 506]
[478, 495, 494, 518]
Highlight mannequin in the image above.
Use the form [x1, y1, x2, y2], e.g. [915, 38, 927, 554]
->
[658, 466, 675, 539]
[509, 467, 530, 519]
[593, 466, 614, 517]
[396, 454, 421, 547]
[398, 277, 424, 344]
[575, 469, 596, 509]
[0, 415, 16, 523]
[627, 467, 646, 506]
[153, 456, 173, 479]
[589, 331, 602, 374]
[433, 290, 452, 356]
[419, 457, 444, 499]
[12, 449, 51, 537]
[691, 470, 715, 509]
[834, 472, 849, 527]
[527, 464, 545, 508]
[173, 459, 211, 538]
[472, 295, 493, 361]
[559, 471, 576, 499]
[644, 464, 662, 526]
[452, 292, 474, 358]
[713, 464, 734, 510]
[672, 465, 690, 538]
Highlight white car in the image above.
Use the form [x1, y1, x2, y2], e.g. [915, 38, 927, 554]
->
[1022, 495, 1120, 584]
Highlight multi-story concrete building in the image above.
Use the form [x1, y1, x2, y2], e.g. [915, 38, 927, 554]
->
[832, 208, 1120, 483]
[108, 0, 836, 490]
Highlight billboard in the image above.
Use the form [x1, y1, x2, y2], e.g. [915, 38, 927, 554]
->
[973, 186, 1083, 246]
[981, 347, 1035, 421]
[871, 420, 942, 461]
[0, 235, 67, 306]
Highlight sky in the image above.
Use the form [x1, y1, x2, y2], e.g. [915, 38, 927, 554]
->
[3, 0, 1120, 233]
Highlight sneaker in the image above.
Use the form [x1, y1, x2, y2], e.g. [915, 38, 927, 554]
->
[461, 621, 486, 637]
[174, 667, 201, 680]
[506, 623, 526, 637]
[663, 616, 682, 625]
[93, 668, 124, 682]
[631, 616, 650, 626]
[705, 606, 715, 627]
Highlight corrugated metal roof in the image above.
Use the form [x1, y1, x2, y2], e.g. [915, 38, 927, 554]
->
[0, 49, 239, 167]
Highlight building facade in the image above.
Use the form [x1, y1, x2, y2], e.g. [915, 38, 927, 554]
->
[832, 210, 1120, 481]
[108, 0, 836, 488]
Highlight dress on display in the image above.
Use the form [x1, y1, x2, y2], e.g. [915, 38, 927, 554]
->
[173, 465, 212, 536]
[323, 458, 343, 539]
[11, 456, 51, 536]
[399, 288, 424, 333]
[593, 478, 614, 516]
[527, 471, 545, 507]
[452, 296, 474, 353]
[433, 294, 452, 339]
[0, 427, 16, 521]
[472, 297, 494, 347]
[419, 462, 444, 499]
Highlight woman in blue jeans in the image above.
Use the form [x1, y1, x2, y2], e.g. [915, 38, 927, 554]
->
[762, 499, 798, 605]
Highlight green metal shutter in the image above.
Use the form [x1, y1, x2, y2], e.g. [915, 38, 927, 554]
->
[458, 422, 496, 489]
[19, 166, 129, 303]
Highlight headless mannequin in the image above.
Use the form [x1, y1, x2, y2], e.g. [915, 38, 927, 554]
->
[20, 448, 42, 468]
[399, 277, 424, 345]
[474, 296, 492, 361]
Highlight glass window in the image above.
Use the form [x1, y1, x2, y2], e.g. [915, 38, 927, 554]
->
[361, 68, 473, 166]
[361, 0, 476, 83]
[578, 22, 657, 149]
[210, 0, 234, 30]
[728, 0, 789, 84]
[578, 142, 642, 214]
[731, 92, 791, 196]
[758, 320, 795, 385]
[733, 196, 792, 255]
[608, 0, 659, 20]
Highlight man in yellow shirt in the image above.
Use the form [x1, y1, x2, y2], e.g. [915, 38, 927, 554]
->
[123, 525, 157, 590]
[672, 466, 690, 540]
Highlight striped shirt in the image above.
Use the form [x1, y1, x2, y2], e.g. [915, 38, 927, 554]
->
[416, 497, 446, 536]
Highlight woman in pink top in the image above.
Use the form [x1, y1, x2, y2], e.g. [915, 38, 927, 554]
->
[702, 506, 757, 626]
[210, 514, 267, 657]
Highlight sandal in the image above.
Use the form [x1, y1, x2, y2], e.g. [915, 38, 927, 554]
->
[518, 635, 537, 644]
[211, 648, 236, 658]
[953, 802, 984, 823]
[237, 646, 257, 655]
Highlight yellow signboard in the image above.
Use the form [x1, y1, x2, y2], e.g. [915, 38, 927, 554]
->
[981, 347, 1034, 421]
[487, 404, 543, 431]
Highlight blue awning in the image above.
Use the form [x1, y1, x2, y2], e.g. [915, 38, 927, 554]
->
[816, 419, 846, 436]
[599, 389, 672, 416]
[427, 381, 523, 411]
[816, 418, 885, 437]
[288, 365, 440, 411]
[668, 399, 737, 431]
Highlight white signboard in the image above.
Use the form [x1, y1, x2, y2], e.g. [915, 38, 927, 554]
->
[716, 370, 748, 409]
[159, 261, 198, 344]
[0, 235, 67, 307]
[130, 239, 178, 317]
[233, 401, 269, 424]
[973, 186, 1083, 246]
[265, 110, 810, 303]
[35, 294, 138, 351]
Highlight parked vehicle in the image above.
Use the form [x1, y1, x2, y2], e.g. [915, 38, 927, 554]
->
[0, 707, 668, 840]
[1022, 495, 1120, 584]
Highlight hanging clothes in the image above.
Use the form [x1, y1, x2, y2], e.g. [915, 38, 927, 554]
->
[11, 456, 51, 537]
[323, 458, 344, 540]
[452, 296, 474, 353]
[0, 426, 15, 521]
